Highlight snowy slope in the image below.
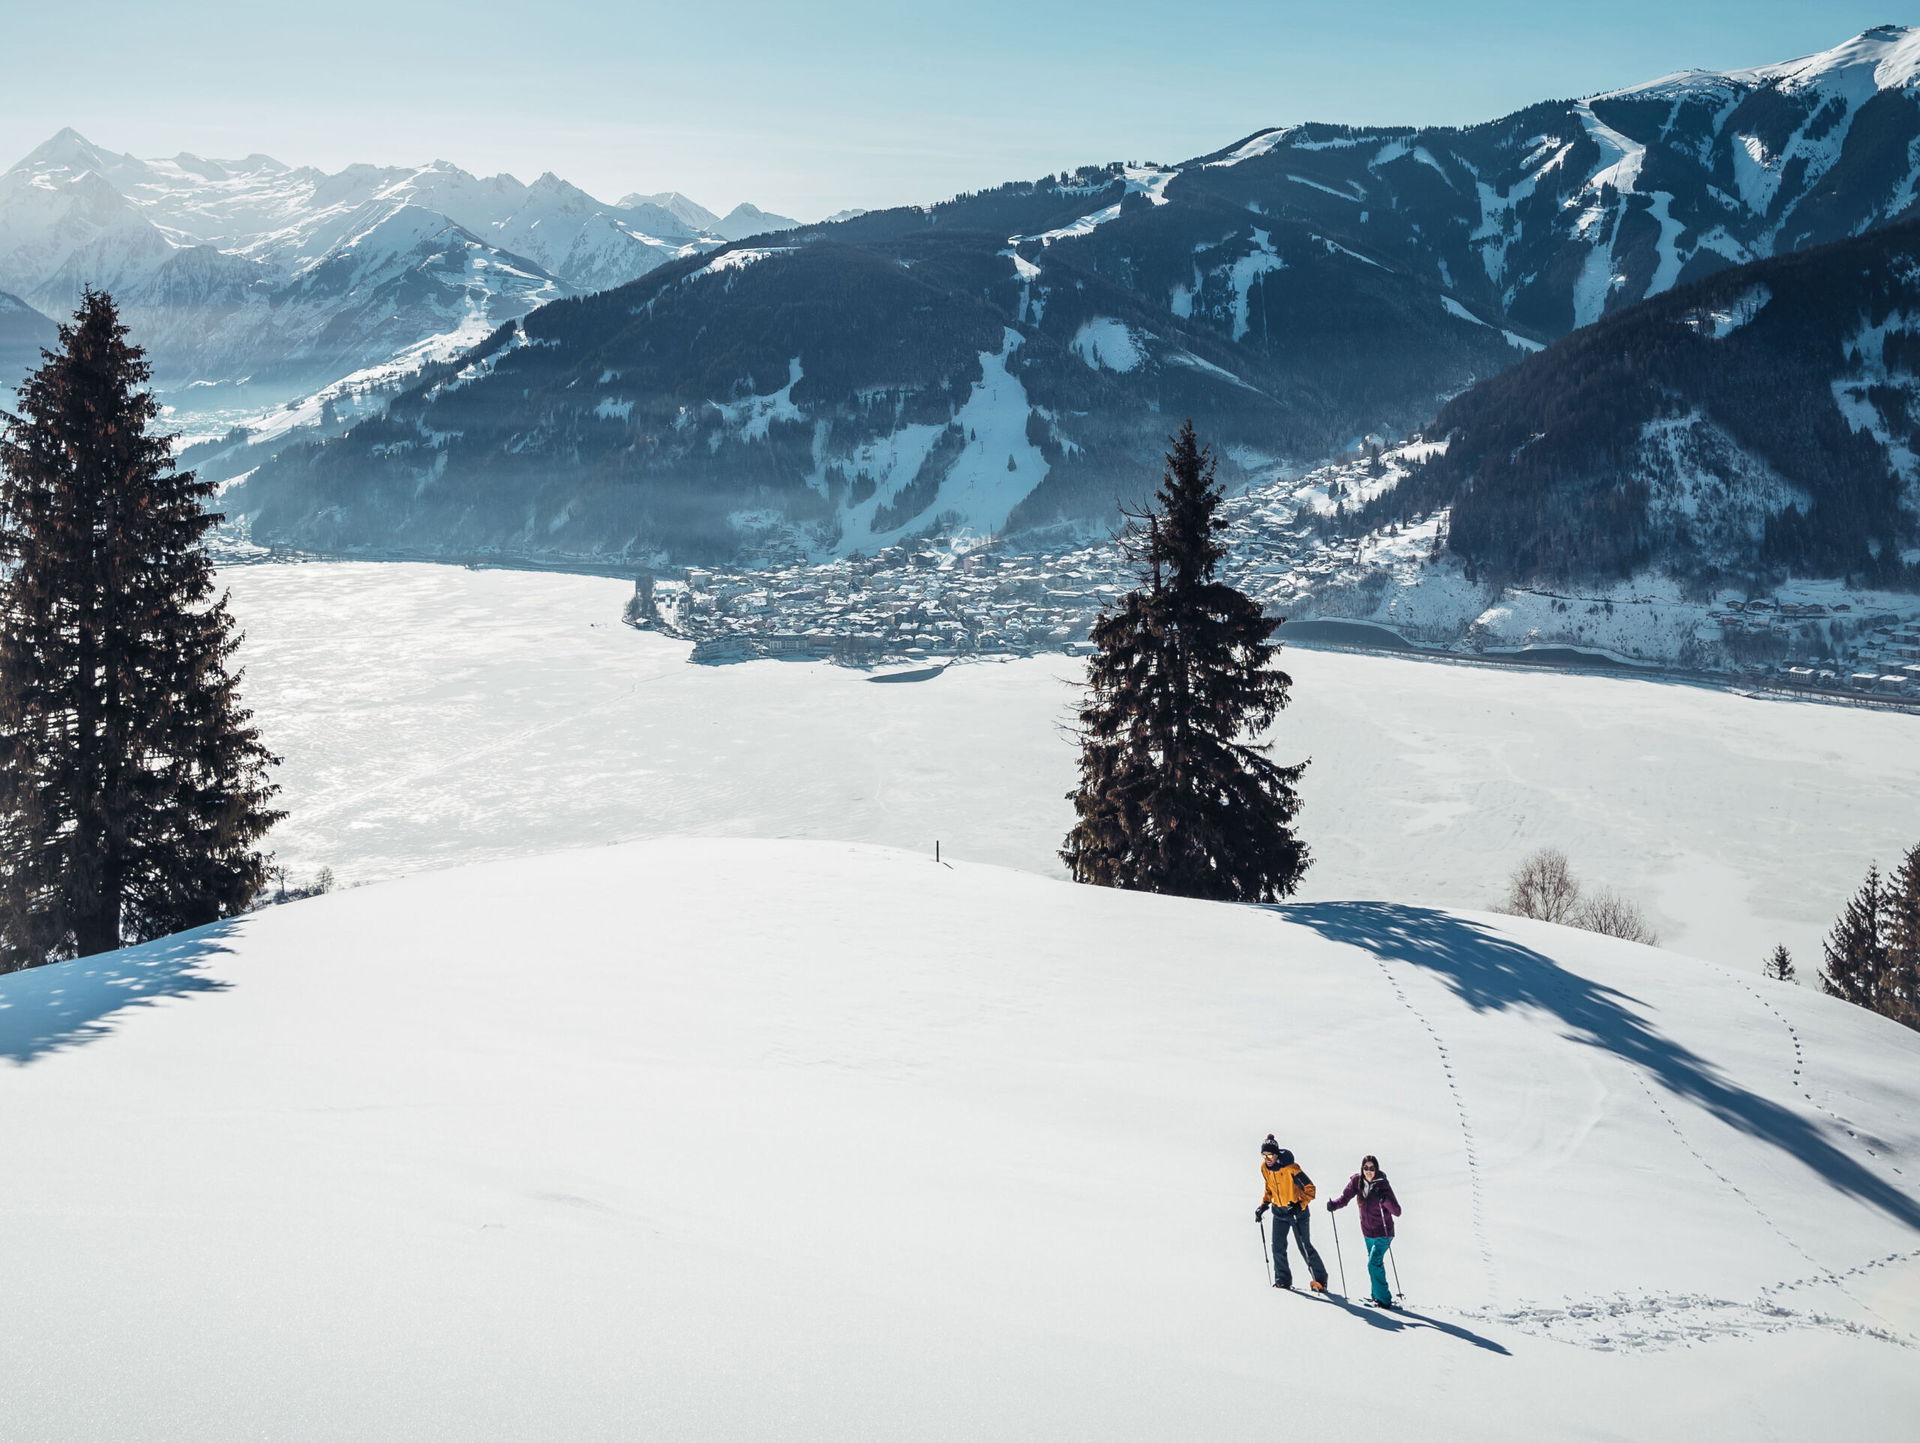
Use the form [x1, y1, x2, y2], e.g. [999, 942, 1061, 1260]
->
[221, 562, 1920, 976]
[0, 839, 1913, 1441]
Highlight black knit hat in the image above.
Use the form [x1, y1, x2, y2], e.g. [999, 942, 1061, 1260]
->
[1261, 1134, 1281, 1156]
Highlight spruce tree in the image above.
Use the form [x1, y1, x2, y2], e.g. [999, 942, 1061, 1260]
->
[1762, 944, 1795, 983]
[1062, 420, 1309, 902]
[1883, 842, 1920, 1029]
[1819, 864, 1888, 1016]
[0, 290, 282, 972]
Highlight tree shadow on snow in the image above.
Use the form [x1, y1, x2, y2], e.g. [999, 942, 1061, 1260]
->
[0, 922, 241, 1064]
[1313, 1292, 1511, 1354]
[1271, 902, 1920, 1233]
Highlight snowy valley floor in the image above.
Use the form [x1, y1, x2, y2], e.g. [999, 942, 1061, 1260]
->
[226, 561, 1920, 973]
[0, 840, 1915, 1441]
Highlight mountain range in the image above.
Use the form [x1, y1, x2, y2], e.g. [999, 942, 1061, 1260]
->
[228, 25, 1920, 570]
[0, 128, 798, 417]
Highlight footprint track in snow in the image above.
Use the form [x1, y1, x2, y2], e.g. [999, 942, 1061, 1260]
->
[1625, 1069, 1825, 1271]
[1472, 1286, 1915, 1353]
[1622, 1061, 1917, 1346]
[1728, 970, 1904, 1176]
[1762, 1244, 1920, 1304]
[1366, 954, 1496, 1296]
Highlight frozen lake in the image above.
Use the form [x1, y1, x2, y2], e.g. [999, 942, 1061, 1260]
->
[226, 560, 1920, 973]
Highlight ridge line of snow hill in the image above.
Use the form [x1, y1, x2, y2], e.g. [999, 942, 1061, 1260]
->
[1, 838, 1916, 1440]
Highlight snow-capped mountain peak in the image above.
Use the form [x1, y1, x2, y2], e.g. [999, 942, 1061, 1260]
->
[6, 126, 145, 181]
[1745, 22, 1920, 93]
[326, 202, 471, 261]
[620, 189, 722, 231]
[0, 128, 801, 428]
[714, 201, 802, 240]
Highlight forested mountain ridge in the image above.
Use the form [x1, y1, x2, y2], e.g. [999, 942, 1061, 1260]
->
[232, 26, 1920, 565]
[1355, 218, 1920, 592]
[231, 212, 1527, 562]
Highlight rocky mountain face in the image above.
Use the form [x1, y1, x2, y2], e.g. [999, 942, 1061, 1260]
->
[230, 26, 1920, 567]
[1353, 218, 1920, 592]
[0, 129, 792, 421]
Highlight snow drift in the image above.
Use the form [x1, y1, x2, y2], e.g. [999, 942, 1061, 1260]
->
[0, 839, 1915, 1441]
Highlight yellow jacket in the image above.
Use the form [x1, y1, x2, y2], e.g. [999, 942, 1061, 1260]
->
[1258, 1161, 1317, 1210]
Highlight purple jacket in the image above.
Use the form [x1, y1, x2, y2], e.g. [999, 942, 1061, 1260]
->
[1328, 1172, 1402, 1238]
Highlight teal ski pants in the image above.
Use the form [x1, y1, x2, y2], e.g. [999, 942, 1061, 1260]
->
[1365, 1235, 1393, 1303]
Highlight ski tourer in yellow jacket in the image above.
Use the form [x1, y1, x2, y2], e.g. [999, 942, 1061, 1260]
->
[1254, 1135, 1329, 1290]
[1258, 1157, 1318, 1211]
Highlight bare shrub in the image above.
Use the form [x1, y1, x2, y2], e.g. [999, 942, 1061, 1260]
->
[1574, 888, 1660, 946]
[1498, 848, 1659, 944]
[1499, 847, 1583, 924]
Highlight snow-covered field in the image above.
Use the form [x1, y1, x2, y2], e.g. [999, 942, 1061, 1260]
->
[1, 839, 1915, 1440]
[227, 561, 1920, 975]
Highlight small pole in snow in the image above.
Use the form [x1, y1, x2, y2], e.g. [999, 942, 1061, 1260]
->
[935, 840, 941, 864]
[1330, 1206, 1348, 1296]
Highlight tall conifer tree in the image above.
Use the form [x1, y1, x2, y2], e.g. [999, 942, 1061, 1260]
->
[1062, 421, 1309, 902]
[1883, 842, 1920, 1028]
[1820, 863, 1888, 1017]
[0, 290, 282, 972]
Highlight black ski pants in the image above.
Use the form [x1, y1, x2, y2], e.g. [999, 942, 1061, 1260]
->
[1269, 1206, 1329, 1288]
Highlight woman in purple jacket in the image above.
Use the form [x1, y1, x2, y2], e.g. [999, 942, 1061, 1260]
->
[1327, 1155, 1402, 1307]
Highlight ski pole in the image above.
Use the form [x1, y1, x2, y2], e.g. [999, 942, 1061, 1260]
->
[1390, 1242, 1403, 1300]
[1258, 1215, 1271, 1281]
[1330, 1207, 1347, 1295]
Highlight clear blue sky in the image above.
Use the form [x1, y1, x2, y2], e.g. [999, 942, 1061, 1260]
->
[0, 1, 1895, 218]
